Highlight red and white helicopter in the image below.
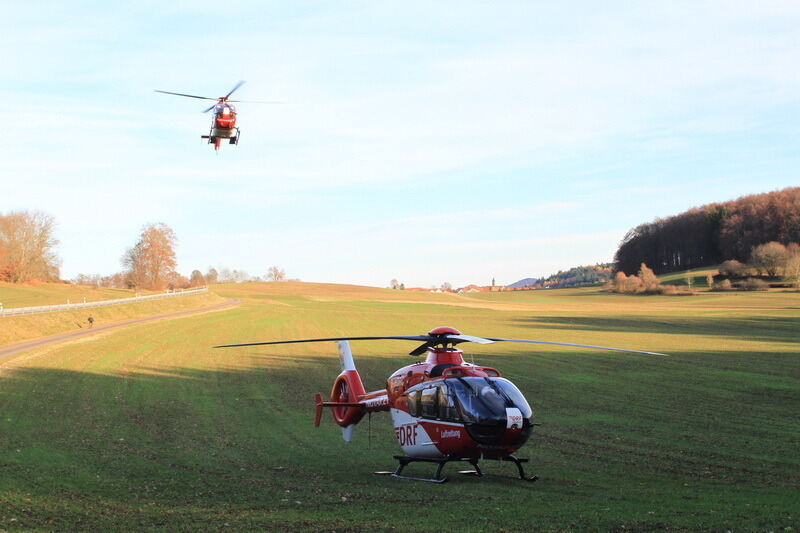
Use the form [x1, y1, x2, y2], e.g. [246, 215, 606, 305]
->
[216, 326, 666, 483]
[155, 81, 274, 151]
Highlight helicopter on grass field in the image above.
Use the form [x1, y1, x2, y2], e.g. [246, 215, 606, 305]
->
[216, 326, 666, 483]
[155, 81, 278, 151]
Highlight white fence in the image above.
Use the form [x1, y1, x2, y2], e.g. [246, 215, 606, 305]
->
[0, 287, 208, 317]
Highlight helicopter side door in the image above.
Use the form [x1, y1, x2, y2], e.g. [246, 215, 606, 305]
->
[391, 380, 473, 458]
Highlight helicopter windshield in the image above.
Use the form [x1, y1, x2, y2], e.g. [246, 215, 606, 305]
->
[215, 103, 235, 114]
[406, 377, 531, 425]
[449, 377, 532, 424]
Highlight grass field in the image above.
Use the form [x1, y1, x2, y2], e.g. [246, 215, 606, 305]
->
[0, 282, 154, 309]
[0, 291, 226, 347]
[1, 282, 798, 531]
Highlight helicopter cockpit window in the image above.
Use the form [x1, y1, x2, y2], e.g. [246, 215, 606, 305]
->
[437, 384, 461, 421]
[449, 377, 532, 425]
[214, 104, 235, 114]
[420, 387, 438, 418]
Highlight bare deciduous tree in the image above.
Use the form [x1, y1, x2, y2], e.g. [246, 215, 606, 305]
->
[122, 223, 178, 290]
[218, 267, 234, 282]
[718, 259, 747, 277]
[785, 243, 800, 290]
[232, 269, 250, 283]
[750, 242, 788, 277]
[190, 270, 205, 286]
[267, 266, 286, 281]
[0, 210, 61, 282]
[638, 263, 661, 293]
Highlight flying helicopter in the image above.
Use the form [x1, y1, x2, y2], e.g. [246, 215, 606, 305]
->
[155, 81, 275, 151]
[216, 326, 667, 483]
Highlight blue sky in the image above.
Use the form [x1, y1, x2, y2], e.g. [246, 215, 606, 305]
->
[2, 2, 798, 287]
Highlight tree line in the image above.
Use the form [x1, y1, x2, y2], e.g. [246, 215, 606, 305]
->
[614, 187, 800, 275]
[1, 211, 288, 290]
[509, 264, 613, 289]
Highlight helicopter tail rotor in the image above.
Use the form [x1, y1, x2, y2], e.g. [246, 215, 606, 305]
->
[310, 341, 371, 441]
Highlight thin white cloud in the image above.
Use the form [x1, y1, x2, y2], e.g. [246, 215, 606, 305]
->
[2, 2, 798, 285]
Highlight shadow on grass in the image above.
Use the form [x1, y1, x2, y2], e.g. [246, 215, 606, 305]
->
[1, 345, 799, 530]
[0, 356, 410, 530]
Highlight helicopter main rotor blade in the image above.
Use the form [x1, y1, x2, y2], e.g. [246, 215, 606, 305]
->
[214, 331, 667, 356]
[407, 334, 496, 356]
[450, 334, 494, 344]
[214, 335, 431, 349]
[226, 99, 284, 104]
[202, 103, 217, 113]
[484, 337, 668, 356]
[225, 80, 246, 99]
[154, 90, 218, 101]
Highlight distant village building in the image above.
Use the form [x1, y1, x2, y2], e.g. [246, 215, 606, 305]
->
[406, 283, 507, 293]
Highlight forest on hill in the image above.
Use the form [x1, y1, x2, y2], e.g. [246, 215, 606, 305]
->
[509, 264, 613, 289]
[614, 187, 800, 275]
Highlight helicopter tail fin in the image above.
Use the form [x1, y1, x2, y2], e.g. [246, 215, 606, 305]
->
[337, 340, 357, 373]
[312, 341, 368, 437]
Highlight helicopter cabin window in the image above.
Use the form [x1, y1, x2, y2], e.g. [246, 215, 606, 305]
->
[420, 387, 438, 418]
[406, 389, 421, 417]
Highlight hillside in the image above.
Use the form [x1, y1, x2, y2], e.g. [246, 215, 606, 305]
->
[0, 289, 225, 347]
[0, 281, 150, 309]
[615, 187, 800, 275]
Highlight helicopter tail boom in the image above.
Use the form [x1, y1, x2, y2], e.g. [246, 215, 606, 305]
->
[314, 392, 365, 427]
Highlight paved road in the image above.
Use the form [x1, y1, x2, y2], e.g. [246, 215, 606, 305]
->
[0, 298, 241, 363]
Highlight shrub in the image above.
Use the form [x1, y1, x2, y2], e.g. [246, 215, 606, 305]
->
[613, 271, 644, 293]
[740, 278, 769, 291]
[637, 263, 661, 293]
[608, 263, 663, 294]
[719, 259, 747, 278]
[659, 285, 678, 295]
[714, 279, 733, 291]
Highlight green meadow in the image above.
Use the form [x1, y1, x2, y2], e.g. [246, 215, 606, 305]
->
[1, 282, 798, 531]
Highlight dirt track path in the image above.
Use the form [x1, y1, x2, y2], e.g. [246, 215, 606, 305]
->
[0, 298, 241, 363]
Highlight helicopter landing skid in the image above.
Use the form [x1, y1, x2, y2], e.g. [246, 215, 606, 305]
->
[380, 455, 482, 483]
[501, 454, 539, 482]
[377, 454, 537, 483]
